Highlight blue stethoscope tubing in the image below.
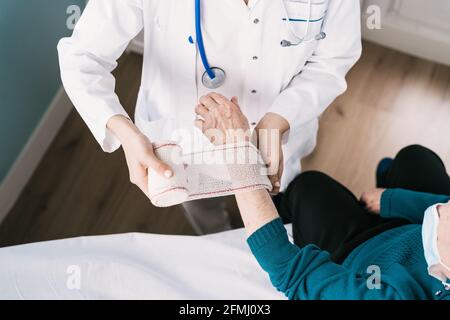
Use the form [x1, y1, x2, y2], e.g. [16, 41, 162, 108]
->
[195, 0, 214, 80]
[194, 0, 326, 89]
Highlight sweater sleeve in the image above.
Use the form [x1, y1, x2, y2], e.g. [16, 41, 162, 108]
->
[247, 218, 407, 300]
[380, 189, 450, 224]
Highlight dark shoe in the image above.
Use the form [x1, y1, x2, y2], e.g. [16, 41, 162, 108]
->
[376, 158, 393, 188]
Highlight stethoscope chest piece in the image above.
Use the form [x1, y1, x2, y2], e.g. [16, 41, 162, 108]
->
[202, 67, 226, 89]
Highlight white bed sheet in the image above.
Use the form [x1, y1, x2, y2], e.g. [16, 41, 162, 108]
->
[0, 225, 292, 300]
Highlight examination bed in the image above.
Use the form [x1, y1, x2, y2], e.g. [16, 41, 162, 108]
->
[0, 225, 292, 299]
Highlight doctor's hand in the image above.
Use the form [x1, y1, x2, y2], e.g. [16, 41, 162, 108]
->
[107, 115, 173, 197]
[255, 113, 289, 195]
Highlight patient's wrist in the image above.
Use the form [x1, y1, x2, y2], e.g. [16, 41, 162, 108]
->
[235, 189, 280, 236]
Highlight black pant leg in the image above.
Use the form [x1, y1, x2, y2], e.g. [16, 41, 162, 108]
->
[279, 171, 404, 262]
[382, 145, 450, 195]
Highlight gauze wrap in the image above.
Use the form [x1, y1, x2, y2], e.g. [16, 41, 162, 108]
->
[147, 141, 272, 207]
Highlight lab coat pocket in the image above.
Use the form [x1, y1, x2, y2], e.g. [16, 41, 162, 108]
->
[136, 87, 160, 122]
[135, 86, 180, 143]
[282, 0, 327, 42]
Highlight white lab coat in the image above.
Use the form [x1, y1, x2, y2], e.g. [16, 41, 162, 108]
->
[58, 0, 361, 191]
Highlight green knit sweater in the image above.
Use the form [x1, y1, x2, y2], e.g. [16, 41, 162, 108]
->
[247, 189, 450, 300]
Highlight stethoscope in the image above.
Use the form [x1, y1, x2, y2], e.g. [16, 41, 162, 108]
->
[194, 0, 327, 89]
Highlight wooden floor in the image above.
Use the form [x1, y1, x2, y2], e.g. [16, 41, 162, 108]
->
[1, 41, 449, 247]
[302, 42, 450, 195]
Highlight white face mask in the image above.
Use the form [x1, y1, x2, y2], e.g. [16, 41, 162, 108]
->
[422, 204, 450, 287]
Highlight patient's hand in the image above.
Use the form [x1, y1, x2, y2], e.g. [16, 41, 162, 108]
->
[360, 188, 385, 214]
[194, 93, 251, 145]
[194, 93, 280, 236]
[437, 201, 450, 271]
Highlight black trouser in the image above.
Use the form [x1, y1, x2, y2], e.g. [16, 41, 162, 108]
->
[277, 145, 450, 263]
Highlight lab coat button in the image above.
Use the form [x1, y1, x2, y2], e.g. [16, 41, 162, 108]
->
[253, 18, 260, 24]
[252, 56, 258, 60]
[251, 90, 257, 94]
[251, 122, 257, 126]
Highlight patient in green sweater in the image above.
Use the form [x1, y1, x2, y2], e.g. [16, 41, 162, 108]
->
[195, 92, 450, 300]
[253, 145, 450, 299]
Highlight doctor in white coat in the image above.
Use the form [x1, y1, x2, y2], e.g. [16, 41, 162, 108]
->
[58, 0, 362, 234]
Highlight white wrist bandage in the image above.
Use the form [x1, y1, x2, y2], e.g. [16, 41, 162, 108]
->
[148, 141, 272, 207]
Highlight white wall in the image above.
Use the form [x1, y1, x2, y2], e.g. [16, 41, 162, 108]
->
[362, 0, 450, 66]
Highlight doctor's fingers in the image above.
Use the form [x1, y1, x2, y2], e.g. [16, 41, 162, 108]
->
[260, 148, 282, 195]
[264, 155, 281, 195]
[269, 161, 283, 195]
[142, 151, 173, 179]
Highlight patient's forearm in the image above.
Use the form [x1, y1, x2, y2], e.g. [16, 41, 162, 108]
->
[235, 190, 280, 236]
